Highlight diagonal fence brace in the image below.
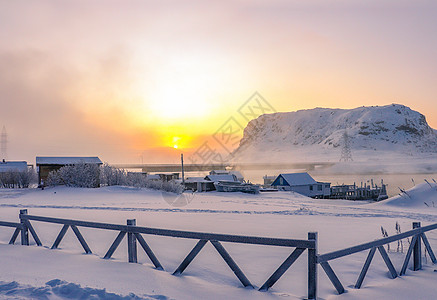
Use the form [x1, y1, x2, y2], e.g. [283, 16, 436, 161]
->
[9, 228, 21, 245]
[377, 246, 397, 279]
[51, 225, 69, 249]
[25, 220, 42, 246]
[71, 225, 92, 254]
[355, 247, 377, 289]
[259, 247, 305, 291]
[134, 233, 163, 270]
[400, 234, 418, 276]
[421, 233, 437, 264]
[355, 245, 397, 289]
[320, 261, 345, 294]
[104, 231, 126, 259]
[173, 239, 207, 275]
[210, 240, 253, 288]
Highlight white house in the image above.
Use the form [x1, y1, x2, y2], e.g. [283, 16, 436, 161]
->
[271, 172, 331, 198]
[0, 160, 28, 173]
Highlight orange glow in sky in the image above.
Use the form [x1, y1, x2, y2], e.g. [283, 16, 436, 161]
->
[1, 1, 437, 164]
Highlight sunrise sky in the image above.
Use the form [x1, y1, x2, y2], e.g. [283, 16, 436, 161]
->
[1, 0, 437, 164]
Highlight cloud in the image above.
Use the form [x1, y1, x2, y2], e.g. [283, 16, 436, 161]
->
[0, 49, 144, 163]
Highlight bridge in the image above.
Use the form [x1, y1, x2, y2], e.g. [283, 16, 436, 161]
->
[113, 162, 335, 173]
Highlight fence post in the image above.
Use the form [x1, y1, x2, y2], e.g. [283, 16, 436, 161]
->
[20, 209, 29, 246]
[413, 222, 422, 271]
[308, 232, 317, 300]
[127, 219, 137, 263]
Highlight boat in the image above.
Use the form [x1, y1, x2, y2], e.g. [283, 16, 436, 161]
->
[214, 180, 260, 194]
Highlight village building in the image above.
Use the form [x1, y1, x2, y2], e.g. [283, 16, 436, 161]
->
[0, 160, 28, 173]
[205, 174, 239, 183]
[209, 170, 244, 182]
[154, 173, 180, 182]
[145, 174, 161, 181]
[0, 160, 31, 188]
[184, 177, 215, 192]
[185, 173, 240, 192]
[330, 180, 388, 201]
[263, 175, 276, 187]
[271, 172, 331, 198]
[36, 156, 102, 186]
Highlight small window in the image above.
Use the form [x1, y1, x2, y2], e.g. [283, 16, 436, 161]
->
[318, 185, 322, 191]
[309, 185, 313, 191]
[279, 177, 283, 185]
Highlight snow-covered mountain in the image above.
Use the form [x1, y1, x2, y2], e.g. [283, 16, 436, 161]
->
[233, 104, 437, 162]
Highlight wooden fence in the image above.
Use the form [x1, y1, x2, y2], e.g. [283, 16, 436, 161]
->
[1, 209, 437, 299]
[317, 221, 437, 294]
[1, 209, 317, 299]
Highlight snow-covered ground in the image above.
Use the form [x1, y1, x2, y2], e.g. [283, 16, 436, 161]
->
[1, 182, 437, 299]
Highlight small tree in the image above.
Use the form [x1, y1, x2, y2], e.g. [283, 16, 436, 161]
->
[100, 163, 126, 186]
[47, 163, 100, 188]
[0, 169, 36, 188]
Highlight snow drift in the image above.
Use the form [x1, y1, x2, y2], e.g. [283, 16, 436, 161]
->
[378, 181, 437, 208]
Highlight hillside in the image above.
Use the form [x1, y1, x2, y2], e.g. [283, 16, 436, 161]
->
[233, 104, 437, 163]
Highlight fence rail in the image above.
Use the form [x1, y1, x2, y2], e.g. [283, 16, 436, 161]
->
[1, 209, 437, 299]
[318, 221, 437, 294]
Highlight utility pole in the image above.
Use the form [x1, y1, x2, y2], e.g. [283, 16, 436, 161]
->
[1, 126, 7, 161]
[181, 153, 185, 185]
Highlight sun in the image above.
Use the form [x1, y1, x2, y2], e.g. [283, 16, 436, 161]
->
[171, 136, 182, 149]
[145, 56, 220, 121]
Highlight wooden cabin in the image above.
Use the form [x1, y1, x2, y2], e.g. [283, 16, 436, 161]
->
[36, 156, 102, 186]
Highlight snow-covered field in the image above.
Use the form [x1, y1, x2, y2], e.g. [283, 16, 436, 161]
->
[1, 183, 437, 299]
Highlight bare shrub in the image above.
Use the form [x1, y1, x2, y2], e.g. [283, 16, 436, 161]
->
[0, 169, 37, 188]
[100, 163, 127, 186]
[100, 164, 183, 194]
[47, 163, 183, 193]
[47, 163, 100, 188]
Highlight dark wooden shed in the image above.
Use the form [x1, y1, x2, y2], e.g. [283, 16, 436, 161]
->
[36, 156, 103, 186]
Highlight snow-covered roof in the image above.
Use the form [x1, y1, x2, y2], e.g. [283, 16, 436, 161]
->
[0, 161, 28, 172]
[205, 174, 237, 182]
[36, 156, 102, 165]
[275, 173, 317, 186]
[229, 171, 243, 179]
[185, 177, 208, 183]
[209, 170, 229, 175]
[146, 174, 160, 180]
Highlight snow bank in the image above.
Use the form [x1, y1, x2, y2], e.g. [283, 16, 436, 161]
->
[378, 182, 437, 208]
[0, 279, 153, 300]
[1, 186, 437, 299]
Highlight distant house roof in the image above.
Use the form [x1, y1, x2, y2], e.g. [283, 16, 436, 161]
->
[36, 156, 102, 165]
[209, 170, 229, 175]
[185, 177, 208, 183]
[209, 170, 244, 181]
[205, 174, 237, 182]
[0, 161, 28, 173]
[272, 172, 317, 186]
[146, 174, 160, 180]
